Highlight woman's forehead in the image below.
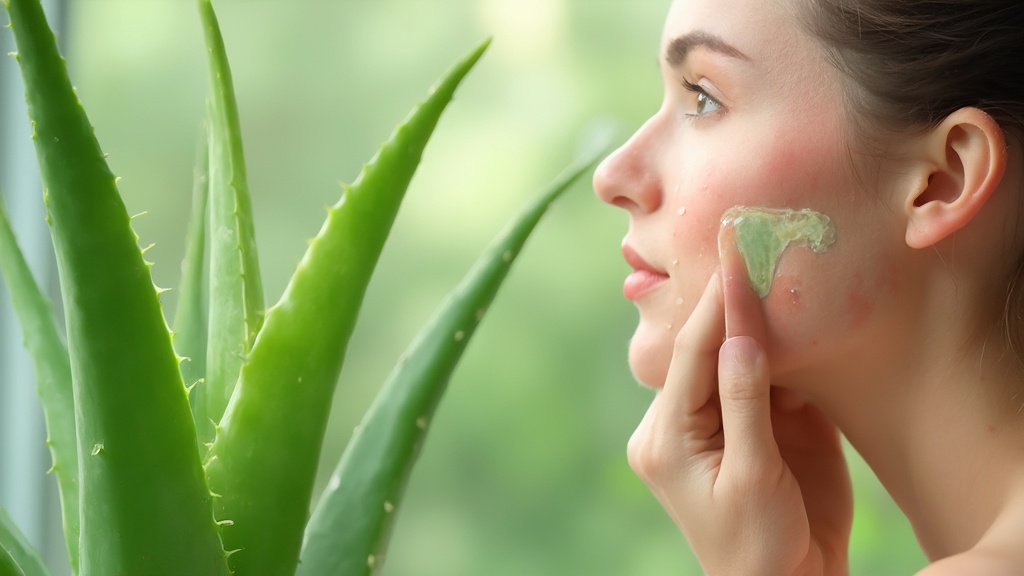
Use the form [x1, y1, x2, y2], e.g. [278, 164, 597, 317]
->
[661, 0, 805, 58]
[661, 0, 827, 80]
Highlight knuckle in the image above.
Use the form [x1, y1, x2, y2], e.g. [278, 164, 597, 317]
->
[718, 370, 763, 404]
[672, 323, 698, 354]
[672, 325, 716, 366]
[627, 427, 678, 483]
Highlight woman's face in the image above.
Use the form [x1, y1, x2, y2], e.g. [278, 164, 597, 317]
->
[594, 0, 908, 387]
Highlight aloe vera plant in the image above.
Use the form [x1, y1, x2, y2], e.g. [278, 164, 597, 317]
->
[0, 0, 601, 575]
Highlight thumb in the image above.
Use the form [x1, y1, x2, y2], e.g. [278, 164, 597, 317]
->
[718, 336, 778, 470]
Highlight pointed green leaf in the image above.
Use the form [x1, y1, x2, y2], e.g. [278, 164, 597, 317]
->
[204, 39, 490, 576]
[0, 505, 51, 576]
[4, 0, 230, 573]
[173, 124, 211, 440]
[0, 198, 78, 573]
[199, 0, 264, 440]
[297, 153, 601, 576]
[0, 547, 27, 576]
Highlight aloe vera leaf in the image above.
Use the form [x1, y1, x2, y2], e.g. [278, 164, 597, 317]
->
[0, 199, 78, 573]
[0, 546, 27, 576]
[296, 153, 599, 576]
[3, 0, 230, 573]
[198, 0, 264, 438]
[204, 39, 490, 576]
[173, 123, 211, 439]
[0, 506, 51, 576]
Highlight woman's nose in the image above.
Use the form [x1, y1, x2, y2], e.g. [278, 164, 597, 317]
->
[593, 117, 664, 214]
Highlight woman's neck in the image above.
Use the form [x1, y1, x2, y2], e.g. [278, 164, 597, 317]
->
[789, 320, 1024, 560]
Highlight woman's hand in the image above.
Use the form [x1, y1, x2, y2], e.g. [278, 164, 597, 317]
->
[626, 242, 853, 575]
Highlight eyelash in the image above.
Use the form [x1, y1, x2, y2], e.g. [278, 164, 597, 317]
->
[680, 78, 723, 119]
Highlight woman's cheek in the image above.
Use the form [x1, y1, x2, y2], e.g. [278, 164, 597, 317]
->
[761, 267, 824, 355]
[669, 190, 724, 266]
[764, 273, 807, 317]
[757, 246, 904, 373]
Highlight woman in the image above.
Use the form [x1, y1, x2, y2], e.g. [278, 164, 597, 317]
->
[593, 0, 1024, 573]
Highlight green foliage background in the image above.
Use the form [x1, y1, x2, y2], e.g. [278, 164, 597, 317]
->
[4, 0, 927, 574]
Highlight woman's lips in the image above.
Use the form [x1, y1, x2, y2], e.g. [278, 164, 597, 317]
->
[622, 245, 669, 300]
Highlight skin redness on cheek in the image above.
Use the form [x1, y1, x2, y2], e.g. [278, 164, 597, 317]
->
[718, 206, 837, 297]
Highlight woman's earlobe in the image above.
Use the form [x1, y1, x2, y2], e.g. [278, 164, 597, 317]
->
[904, 107, 1007, 249]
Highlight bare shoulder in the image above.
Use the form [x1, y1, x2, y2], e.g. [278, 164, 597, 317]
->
[915, 549, 1024, 576]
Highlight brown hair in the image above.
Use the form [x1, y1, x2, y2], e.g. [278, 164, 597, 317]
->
[800, 0, 1024, 357]
[800, 0, 1024, 137]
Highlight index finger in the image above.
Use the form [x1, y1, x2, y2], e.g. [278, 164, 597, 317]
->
[718, 220, 768, 343]
[657, 271, 725, 422]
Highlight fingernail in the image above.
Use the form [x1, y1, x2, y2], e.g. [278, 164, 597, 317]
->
[720, 336, 761, 373]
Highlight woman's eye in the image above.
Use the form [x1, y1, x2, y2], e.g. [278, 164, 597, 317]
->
[680, 78, 723, 117]
[695, 91, 721, 115]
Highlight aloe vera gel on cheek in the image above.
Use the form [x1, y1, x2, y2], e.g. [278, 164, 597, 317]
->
[718, 206, 836, 298]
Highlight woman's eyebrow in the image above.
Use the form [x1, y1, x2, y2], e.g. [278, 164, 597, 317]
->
[665, 31, 749, 67]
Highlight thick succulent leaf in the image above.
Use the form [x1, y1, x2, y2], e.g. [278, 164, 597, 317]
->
[173, 124, 211, 440]
[0, 547, 26, 576]
[297, 153, 601, 576]
[4, 0, 230, 573]
[0, 507, 50, 576]
[0, 199, 78, 573]
[204, 39, 490, 576]
[198, 0, 264, 441]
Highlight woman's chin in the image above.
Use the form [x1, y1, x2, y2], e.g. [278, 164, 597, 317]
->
[627, 322, 672, 389]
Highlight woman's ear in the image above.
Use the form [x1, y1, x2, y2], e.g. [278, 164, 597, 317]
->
[903, 107, 1007, 249]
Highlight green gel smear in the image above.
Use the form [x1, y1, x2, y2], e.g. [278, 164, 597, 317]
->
[719, 206, 836, 298]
